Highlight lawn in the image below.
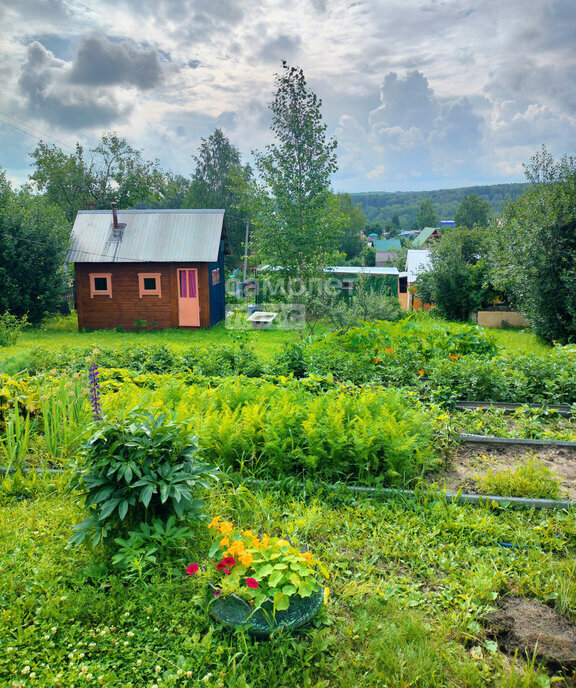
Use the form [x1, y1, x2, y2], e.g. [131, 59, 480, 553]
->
[1, 313, 575, 688]
[2, 477, 575, 688]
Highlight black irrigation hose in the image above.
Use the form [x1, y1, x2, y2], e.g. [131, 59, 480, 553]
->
[244, 477, 576, 511]
[459, 433, 576, 449]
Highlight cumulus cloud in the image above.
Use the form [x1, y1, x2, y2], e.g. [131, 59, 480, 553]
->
[257, 33, 302, 63]
[18, 41, 132, 130]
[68, 34, 163, 89]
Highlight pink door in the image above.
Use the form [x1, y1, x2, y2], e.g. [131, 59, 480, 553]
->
[178, 269, 200, 326]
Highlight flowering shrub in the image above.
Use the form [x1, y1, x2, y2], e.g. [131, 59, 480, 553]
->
[187, 516, 328, 613]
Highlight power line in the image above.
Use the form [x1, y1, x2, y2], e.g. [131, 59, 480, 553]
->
[0, 111, 77, 151]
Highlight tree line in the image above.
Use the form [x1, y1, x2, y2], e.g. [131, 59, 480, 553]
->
[0, 59, 575, 342]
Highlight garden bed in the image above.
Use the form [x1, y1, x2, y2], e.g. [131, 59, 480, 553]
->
[432, 442, 576, 500]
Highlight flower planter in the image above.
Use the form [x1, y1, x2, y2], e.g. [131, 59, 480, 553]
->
[208, 584, 324, 638]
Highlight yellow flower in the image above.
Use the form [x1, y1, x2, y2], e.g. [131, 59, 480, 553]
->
[218, 521, 233, 534]
[208, 516, 221, 530]
[323, 587, 330, 604]
[242, 530, 254, 537]
[260, 535, 270, 550]
[250, 536, 261, 549]
[277, 539, 290, 548]
[301, 551, 312, 562]
[219, 536, 230, 547]
[227, 540, 246, 557]
[239, 552, 253, 567]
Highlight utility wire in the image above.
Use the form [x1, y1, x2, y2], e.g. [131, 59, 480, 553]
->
[0, 111, 77, 151]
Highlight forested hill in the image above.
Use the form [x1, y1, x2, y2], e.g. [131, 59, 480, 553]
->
[351, 183, 529, 229]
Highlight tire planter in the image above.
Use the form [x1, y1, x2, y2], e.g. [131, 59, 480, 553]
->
[208, 584, 324, 638]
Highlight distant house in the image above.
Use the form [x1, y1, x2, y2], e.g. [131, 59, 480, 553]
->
[372, 238, 402, 266]
[440, 220, 455, 228]
[411, 226, 442, 248]
[398, 249, 432, 311]
[67, 208, 228, 331]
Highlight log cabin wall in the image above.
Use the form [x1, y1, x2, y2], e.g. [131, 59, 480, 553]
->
[75, 262, 213, 330]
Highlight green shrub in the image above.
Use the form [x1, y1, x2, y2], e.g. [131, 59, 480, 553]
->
[0, 312, 27, 347]
[474, 458, 563, 499]
[69, 409, 220, 547]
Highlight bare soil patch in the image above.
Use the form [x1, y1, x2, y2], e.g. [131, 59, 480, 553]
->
[486, 596, 576, 678]
[431, 441, 576, 500]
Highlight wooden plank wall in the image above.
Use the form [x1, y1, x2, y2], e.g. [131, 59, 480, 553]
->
[75, 262, 212, 330]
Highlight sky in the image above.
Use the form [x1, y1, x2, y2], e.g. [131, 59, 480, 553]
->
[0, 0, 575, 193]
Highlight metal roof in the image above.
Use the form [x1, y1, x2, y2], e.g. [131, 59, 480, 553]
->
[325, 266, 399, 276]
[405, 249, 432, 282]
[67, 209, 226, 263]
[372, 238, 402, 252]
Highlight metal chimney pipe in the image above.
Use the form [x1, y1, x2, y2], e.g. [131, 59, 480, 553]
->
[111, 201, 119, 230]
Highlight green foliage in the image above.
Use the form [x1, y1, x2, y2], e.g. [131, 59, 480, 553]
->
[454, 193, 492, 229]
[29, 133, 167, 221]
[112, 516, 195, 581]
[70, 409, 220, 547]
[337, 193, 366, 260]
[0, 312, 28, 347]
[0, 404, 35, 472]
[322, 276, 402, 332]
[352, 183, 529, 229]
[415, 198, 439, 230]
[184, 128, 252, 268]
[417, 226, 499, 320]
[0, 174, 70, 325]
[242, 62, 343, 281]
[1, 482, 573, 687]
[474, 458, 563, 499]
[489, 146, 576, 343]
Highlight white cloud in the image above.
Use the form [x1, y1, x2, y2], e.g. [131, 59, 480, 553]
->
[0, 0, 574, 191]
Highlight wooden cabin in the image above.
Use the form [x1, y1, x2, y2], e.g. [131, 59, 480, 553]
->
[67, 208, 228, 331]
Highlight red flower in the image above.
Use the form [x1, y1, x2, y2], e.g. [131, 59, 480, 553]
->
[186, 563, 199, 575]
[245, 578, 258, 589]
[222, 557, 236, 568]
[223, 568, 231, 576]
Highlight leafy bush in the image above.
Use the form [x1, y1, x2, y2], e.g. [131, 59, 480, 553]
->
[70, 409, 220, 547]
[474, 458, 563, 499]
[0, 312, 27, 347]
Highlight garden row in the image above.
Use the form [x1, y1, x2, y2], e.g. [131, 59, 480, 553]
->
[5, 319, 576, 404]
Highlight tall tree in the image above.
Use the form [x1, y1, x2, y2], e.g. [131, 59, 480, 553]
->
[0, 171, 70, 324]
[489, 146, 576, 342]
[454, 193, 491, 229]
[415, 198, 439, 230]
[240, 62, 343, 284]
[338, 193, 366, 260]
[30, 132, 167, 221]
[184, 129, 252, 268]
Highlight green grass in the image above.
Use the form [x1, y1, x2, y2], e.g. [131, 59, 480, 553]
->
[1, 476, 574, 687]
[0, 312, 302, 366]
[489, 328, 552, 356]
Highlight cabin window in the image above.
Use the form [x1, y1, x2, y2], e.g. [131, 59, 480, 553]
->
[89, 273, 112, 298]
[211, 268, 220, 285]
[399, 276, 408, 294]
[138, 273, 162, 298]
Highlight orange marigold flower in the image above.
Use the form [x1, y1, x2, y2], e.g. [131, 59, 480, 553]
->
[449, 353, 459, 361]
[374, 357, 381, 364]
[208, 516, 221, 530]
[301, 551, 312, 561]
[227, 540, 246, 556]
[218, 521, 233, 534]
[242, 529, 254, 537]
[219, 536, 230, 547]
[260, 535, 270, 550]
[239, 552, 254, 567]
[417, 370, 425, 376]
